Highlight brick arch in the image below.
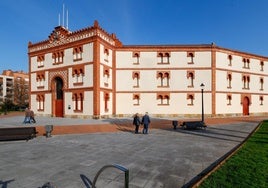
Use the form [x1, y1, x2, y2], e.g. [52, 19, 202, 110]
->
[49, 70, 68, 90]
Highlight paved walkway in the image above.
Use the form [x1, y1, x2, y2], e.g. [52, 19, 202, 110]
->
[0, 113, 267, 187]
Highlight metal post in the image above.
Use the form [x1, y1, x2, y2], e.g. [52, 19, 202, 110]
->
[200, 83, 205, 123]
[201, 88, 204, 122]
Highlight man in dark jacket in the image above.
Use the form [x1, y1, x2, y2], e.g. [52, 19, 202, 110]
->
[142, 112, 151, 134]
[133, 113, 141, 134]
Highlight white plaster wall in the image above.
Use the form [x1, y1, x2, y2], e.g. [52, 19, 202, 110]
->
[84, 91, 94, 115]
[193, 52, 212, 67]
[64, 92, 73, 115]
[84, 65, 93, 87]
[84, 43, 94, 62]
[30, 73, 37, 91]
[215, 93, 241, 114]
[250, 75, 262, 92]
[116, 51, 132, 68]
[116, 93, 211, 115]
[116, 69, 211, 91]
[116, 51, 212, 68]
[64, 48, 73, 65]
[250, 58, 261, 73]
[250, 95, 266, 113]
[30, 43, 94, 72]
[30, 94, 37, 112]
[30, 56, 37, 72]
[216, 52, 265, 75]
[44, 94, 52, 114]
[44, 53, 53, 70]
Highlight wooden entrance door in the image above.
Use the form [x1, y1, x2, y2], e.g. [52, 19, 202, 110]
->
[242, 96, 249, 115]
[54, 77, 64, 117]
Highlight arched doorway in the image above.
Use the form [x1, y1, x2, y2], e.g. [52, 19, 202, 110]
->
[53, 77, 64, 117]
[242, 96, 250, 115]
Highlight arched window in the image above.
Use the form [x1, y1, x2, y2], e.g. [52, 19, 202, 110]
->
[132, 71, 140, 87]
[104, 48, 109, 62]
[227, 94, 232, 105]
[72, 92, 84, 112]
[187, 94, 194, 105]
[133, 52, 140, 64]
[260, 96, 264, 105]
[243, 58, 250, 69]
[133, 94, 140, 105]
[52, 51, 64, 64]
[228, 55, 232, 66]
[260, 61, 264, 71]
[158, 53, 164, 64]
[72, 66, 84, 85]
[157, 52, 170, 64]
[37, 55, 44, 68]
[187, 71, 194, 87]
[157, 71, 170, 87]
[103, 68, 110, 86]
[73, 46, 83, 61]
[242, 75, 250, 89]
[36, 94, 45, 111]
[104, 93, 110, 112]
[164, 52, 170, 64]
[260, 78, 264, 90]
[157, 93, 170, 105]
[187, 52, 195, 64]
[227, 73, 232, 88]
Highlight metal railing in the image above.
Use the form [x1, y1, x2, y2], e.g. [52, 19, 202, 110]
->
[80, 164, 129, 188]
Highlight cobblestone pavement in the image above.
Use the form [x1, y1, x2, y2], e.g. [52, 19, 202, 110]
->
[0, 113, 267, 188]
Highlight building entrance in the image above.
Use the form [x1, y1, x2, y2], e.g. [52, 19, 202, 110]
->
[54, 77, 64, 117]
[242, 96, 250, 115]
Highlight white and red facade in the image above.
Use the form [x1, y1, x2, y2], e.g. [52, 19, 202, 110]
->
[28, 21, 268, 118]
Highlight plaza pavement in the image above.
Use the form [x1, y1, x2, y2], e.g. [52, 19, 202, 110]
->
[0, 113, 266, 188]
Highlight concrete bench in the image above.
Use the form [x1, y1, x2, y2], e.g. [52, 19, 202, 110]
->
[0, 127, 37, 141]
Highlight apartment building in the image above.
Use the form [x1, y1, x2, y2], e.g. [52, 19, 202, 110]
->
[0, 70, 29, 107]
[28, 20, 268, 118]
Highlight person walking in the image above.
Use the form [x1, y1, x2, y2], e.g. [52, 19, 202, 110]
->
[30, 109, 36, 123]
[133, 113, 141, 134]
[23, 108, 31, 124]
[142, 112, 151, 134]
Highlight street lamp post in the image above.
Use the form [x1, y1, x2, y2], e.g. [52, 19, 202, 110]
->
[200, 83, 205, 122]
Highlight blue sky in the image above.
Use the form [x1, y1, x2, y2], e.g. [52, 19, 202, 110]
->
[0, 0, 268, 73]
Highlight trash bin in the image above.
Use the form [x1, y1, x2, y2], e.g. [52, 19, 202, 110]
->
[45, 125, 53, 137]
[172, 120, 178, 130]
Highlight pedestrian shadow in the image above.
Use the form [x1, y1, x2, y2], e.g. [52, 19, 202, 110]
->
[0, 179, 15, 188]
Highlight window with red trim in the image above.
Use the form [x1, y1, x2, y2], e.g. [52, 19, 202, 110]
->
[73, 46, 83, 61]
[157, 93, 170, 105]
[157, 71, 170, 87]
[36, 94, 45, 111]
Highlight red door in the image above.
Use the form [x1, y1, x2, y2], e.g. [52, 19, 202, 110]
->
[243, 97, 249, 115]
[55, 99, 63, 117]
[53, 77, 64, 117]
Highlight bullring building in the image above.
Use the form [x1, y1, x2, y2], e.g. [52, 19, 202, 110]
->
[28, 20, 268, 119]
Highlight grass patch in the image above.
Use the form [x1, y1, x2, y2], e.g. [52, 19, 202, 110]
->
[199, 121, 268, 188]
